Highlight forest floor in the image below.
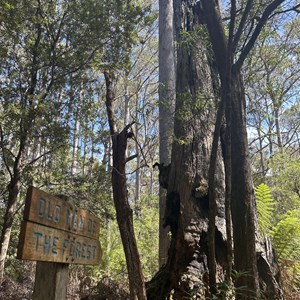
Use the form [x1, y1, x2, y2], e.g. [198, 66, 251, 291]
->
[0, 262, 130, 300]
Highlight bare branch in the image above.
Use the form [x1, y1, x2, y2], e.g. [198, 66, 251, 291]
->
[130, 123, 149, 168]
[270, 4, 300, 17]
[27, 150, 53, 166]
[128, 163, 149, 175]
[126, 154, 138, 163]
[232, 0, 254, 54]
[235, 0, 286, 71]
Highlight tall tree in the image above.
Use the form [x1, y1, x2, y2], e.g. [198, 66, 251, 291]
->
[158, 0, 176, 267]
[199, 0, 297, 298]
[147, 1, 226, 298]
[148, 0, 299, 298]
[0, 0, 73, 282]
[104, 70, 147, 300]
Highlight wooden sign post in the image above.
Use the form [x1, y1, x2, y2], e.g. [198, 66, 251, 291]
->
[17, 186, 102, 299]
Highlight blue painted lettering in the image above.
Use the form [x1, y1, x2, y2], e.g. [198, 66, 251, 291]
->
[76, 242, 81, 257]
[70, 240, 75, 256]
[62, 239, 68, 255]
[53, 205, 61, 223]
[79, 216, 84, 230]
[91, 245, 96, 259]
[33, 232, 42, 251]
[52, 236, 59, 256]
[86, 244, 91, 259]
[38, 198, 45, 218]
[73, 211, 78, 230]
[81, 243, 86, 258]
[47, 201, 52, 221]
[43, 235, 51, 254]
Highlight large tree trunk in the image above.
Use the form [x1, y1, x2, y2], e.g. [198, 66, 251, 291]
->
[104, 71, 147, 300]
[147, 2, 227, 298]
[230, 69, 283, 299]
[147, 0, 284, 298]
[158, 0, 176, 267]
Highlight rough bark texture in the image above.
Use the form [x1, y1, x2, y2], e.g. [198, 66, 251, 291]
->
[158, 0, 176, 267]
[147, 2, 227, 298]
[104, 71, 146, 300]
[200, 0, 283, 298]
[230, 68, 260, 298]
[147, 0, 284, 299]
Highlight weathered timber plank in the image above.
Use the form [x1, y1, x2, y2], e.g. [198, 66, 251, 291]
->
[32, 262, 69, 300]
[17, 221, 102, 265]
[24, 186, 100, 239]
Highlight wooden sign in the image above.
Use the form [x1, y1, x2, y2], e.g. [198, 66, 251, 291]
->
[23, 186, 100, 239]
[17, 186, 102, 265]
[17, 221, 101, 265]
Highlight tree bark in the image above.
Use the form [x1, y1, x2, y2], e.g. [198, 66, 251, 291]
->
[0, 163, 23, 283]
[201, 0, 284, 298]
[104, 71, 147, 300]
[230, 68, 260, 298]
[147, 2, 226, 298]
[158, 0, 176, 267]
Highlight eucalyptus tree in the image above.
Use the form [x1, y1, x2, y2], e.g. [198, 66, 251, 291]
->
[148, 0, 299, 299]
[200, 1, 299, 298]
[158, 0, 176, 267]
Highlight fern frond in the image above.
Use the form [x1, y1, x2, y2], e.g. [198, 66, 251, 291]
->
[255, 183, 274, 237]
[271, 210, 300, 260]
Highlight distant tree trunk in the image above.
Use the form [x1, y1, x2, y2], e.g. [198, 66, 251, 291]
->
[158, 0, 176, 267]
[104, 70, 147, 300]
[134, 119, 140, 204]
[0, 151, 25, 283]
[257, 120, 267, 176]
[274, 107, 283, 150]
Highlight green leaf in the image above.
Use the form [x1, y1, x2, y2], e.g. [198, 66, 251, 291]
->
[271, 210, 300, 261]
[255, 183, 274, 237]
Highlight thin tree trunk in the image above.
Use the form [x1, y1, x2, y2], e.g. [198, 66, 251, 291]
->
[0, 165, 23, 283]
[230, 69, 260, 299]
[208, 94, 225, 294]
[257, 120, 266, 176]
[134, 118, 140, 205]
[104, 70, 146, 300]
[274, 107, 283, 150]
